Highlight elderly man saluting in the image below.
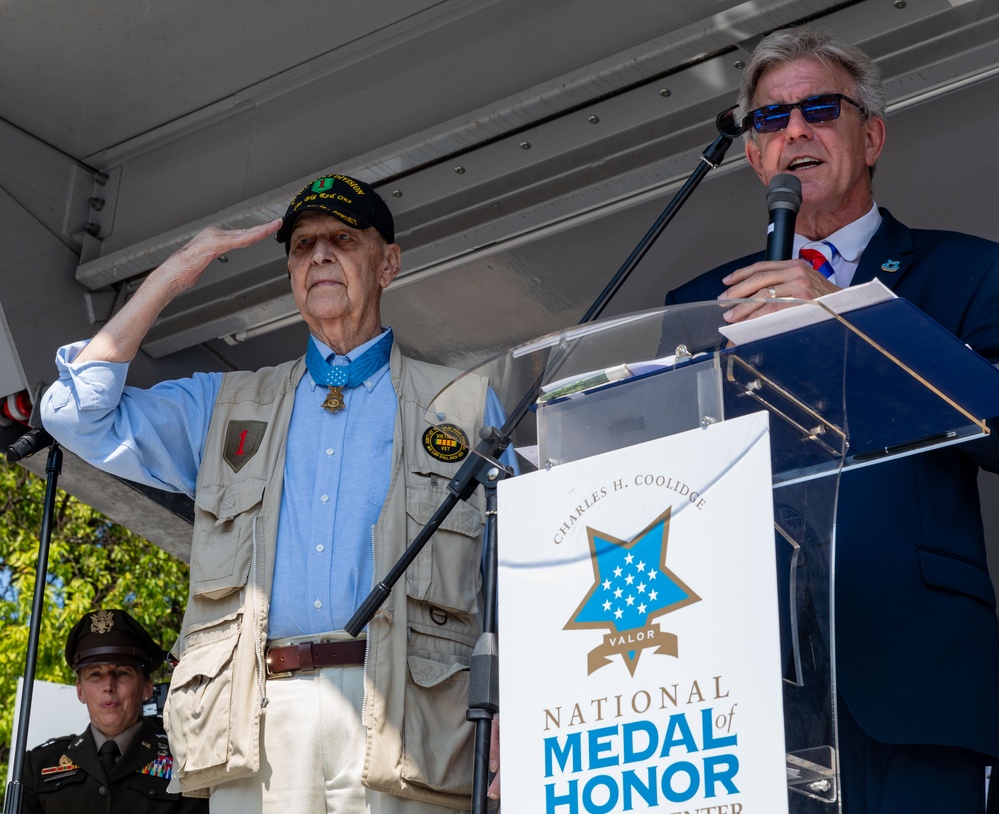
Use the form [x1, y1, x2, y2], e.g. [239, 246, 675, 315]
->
[42, 175, 505, 813]
[665, 26, 999, 814]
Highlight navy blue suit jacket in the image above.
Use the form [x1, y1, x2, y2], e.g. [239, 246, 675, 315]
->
[666, 209, 999, 757]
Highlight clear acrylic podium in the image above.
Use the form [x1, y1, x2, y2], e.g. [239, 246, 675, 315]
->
[427, 295, 999, 812]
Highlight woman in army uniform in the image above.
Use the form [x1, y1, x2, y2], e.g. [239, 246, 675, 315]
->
[21, 609, 206, 814]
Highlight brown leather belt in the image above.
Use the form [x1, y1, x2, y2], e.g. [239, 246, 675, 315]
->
[265, 639, 366, 677]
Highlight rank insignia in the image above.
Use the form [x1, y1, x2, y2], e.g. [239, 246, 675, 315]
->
[423, 424, 470, 463]
[881, 259, 900, 273]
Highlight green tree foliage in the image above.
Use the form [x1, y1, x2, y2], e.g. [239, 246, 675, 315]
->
[0, 458, 190, 781]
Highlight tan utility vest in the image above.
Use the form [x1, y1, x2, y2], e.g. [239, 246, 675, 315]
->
[163, 344, 490, 809]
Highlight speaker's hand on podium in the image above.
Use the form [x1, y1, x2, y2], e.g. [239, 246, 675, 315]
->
[717, 258, 839, 323]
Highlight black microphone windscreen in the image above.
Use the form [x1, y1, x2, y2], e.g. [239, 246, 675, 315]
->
[715, 105, 746, 139]
[767, 174, 802, 214]
[6, 426, 54, 463]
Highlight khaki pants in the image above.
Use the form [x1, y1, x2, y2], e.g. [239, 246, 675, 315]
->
[208, 662, 459, 814]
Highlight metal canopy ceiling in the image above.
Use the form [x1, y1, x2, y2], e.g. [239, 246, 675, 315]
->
[2, 0, 999, 560]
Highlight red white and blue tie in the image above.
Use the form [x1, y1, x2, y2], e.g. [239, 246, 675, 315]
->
[799, 241, 837, 280]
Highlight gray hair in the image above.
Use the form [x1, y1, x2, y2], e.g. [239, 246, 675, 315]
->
[738, 27, 886, 139]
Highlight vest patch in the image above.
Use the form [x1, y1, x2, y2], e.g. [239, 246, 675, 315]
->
[223, 420, 268, 472]
[422, 424, 470, 463]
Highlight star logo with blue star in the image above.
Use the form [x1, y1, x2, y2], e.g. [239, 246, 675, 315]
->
[565, 507, 700, 676]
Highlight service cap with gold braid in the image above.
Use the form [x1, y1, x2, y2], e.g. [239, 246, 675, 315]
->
[64, 609, 166, 673]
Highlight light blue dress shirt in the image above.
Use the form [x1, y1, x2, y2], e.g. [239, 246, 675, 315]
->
[42, 330, 510, 638]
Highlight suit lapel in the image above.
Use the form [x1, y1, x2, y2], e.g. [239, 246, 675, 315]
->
[851, 208, 917, 290]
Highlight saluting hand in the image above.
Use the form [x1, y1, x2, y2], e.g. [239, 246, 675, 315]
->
[75, 218, 284, 365]
[157, 219, 284, 298]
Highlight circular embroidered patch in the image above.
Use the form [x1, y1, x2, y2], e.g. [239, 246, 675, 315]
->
[422, 424, 470, 462]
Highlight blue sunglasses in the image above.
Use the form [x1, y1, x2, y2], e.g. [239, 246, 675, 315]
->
[745, 93, 866, 134]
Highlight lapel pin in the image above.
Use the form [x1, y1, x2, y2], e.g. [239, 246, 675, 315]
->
[881, 259, 900, 273]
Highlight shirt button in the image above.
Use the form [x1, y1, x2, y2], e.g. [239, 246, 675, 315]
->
[316, 544, 325, 553]
[314, 600, 322, 609]
[326, 448, 334, 456]
[320, 494, 329, 503]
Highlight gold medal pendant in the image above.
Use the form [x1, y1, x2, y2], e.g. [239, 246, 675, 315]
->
[322, 385, 345, 413]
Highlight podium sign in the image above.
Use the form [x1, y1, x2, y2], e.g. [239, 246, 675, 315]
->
[427, 296, 999, 812]
[497, 413, 787, 813]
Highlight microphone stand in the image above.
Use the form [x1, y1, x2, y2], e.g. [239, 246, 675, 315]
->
[4, 434, 61, 814]
[346, 110, 742, 814]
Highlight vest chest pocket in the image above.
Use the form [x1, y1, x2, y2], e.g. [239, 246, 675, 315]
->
[405, 474, 483, 614]
[192, 478, 267, 600]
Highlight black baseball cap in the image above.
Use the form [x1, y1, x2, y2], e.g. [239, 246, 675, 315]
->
[276, 174, 395, 248]
[65, 609, 166, 673]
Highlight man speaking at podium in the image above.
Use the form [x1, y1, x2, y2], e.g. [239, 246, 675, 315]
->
[664, 26, 999, 813]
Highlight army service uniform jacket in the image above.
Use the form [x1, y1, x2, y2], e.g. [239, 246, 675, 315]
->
[21, 717, 207, 814]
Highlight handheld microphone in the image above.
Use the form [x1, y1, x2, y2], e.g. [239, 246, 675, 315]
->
[765, 174, 802, 261]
